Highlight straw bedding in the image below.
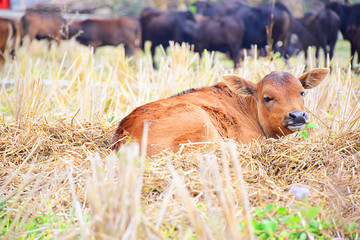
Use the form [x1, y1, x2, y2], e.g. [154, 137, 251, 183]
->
[1, 118, 359, 233]
[143, 131, 360, 227]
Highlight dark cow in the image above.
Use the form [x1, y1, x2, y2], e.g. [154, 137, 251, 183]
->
[67, 17, 141, 55]
[20, 11, 65, 49]
[194, 15, 245, 68]
[291, 9, 340, 66]
[140, 8, 196, 69]
[327, 2, 360, 69]
[230, 2, 292, 58]
[0, 17, 18, 66]
[111, 68, 329, 156]
[192, 0, 248, 17]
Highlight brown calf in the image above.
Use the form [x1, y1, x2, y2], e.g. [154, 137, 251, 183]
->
[111, 69, 329, 156]
[0, 17, 18, 66]
[20, 11, 65, 49]
[67, 17, 141, 56]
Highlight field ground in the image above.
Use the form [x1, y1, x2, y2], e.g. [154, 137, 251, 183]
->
[0, 38, 359, 239]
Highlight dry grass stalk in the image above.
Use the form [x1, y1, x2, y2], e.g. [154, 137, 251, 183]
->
[86, 145, 144, 239]
[225, 141, 254, 239]
[168, 160, 216, 239]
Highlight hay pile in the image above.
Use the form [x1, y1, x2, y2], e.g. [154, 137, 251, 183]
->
[1, 117, 359, 238]
[142, 130, 360, 236]
[0, 119, 113, 212]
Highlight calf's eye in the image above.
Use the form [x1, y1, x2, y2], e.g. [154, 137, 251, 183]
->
[301, 92, 305, 97]
[263, 97, 273, 103]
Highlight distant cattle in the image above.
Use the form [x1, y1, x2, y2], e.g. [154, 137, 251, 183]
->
[67, 17, 141, 55]
[0, 17, 18, 66]
[111, 68, 329, 156]
[291, 9, 340, 66]
[140, 8, 196, 68]
[230, 2, 292, 57]
[192, 0, 248, 17]
[194, 15, 245, 68]
[20, 11, 65, 49]
[283, 34, 303, 58]
[327, 2, 360, 69]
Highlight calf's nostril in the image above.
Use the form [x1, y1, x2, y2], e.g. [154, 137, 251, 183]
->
[289, 112, 296, 119]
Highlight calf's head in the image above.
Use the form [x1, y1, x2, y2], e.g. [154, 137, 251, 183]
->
[223, 68, 329, 138]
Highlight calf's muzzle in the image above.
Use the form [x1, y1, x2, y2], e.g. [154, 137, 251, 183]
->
[289, 111, 307, 123]
[286, 110, 309, 132]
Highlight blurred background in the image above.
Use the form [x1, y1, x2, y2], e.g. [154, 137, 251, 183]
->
[4, 0, 360, 17]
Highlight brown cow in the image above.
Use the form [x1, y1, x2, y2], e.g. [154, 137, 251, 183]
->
[20, 11, 65, 49]
[111, 68, 329, 156]
[0, 17, 18, 66]
[67, 17, 141, 56]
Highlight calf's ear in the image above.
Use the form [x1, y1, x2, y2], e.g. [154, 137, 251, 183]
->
[223, 75, 257, 98]
[298, 68, 330, 89]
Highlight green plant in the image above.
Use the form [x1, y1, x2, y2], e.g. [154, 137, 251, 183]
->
[251, 203, 334, 240]
[299, 122, 319, 139]
[0, 199, 12, 236]
[345, 221, 359, 239]
[0, 200, 78, 239]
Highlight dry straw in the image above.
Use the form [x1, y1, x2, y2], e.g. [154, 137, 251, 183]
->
[0, 41, 359, 238]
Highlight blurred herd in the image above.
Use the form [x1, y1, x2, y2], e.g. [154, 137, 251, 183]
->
[0, 0, 359, 69]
